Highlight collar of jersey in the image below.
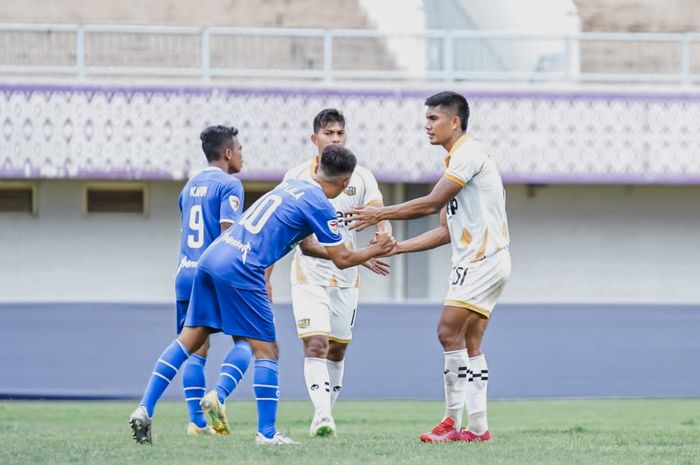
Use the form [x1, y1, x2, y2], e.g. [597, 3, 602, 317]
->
[444, 133, 470, 167]
[201, 166, 224, 172]
[309, 156, 319, 176]
[306, 178, 323, 191]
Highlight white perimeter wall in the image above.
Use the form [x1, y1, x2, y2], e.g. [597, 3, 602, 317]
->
[1, 180, 699, 304]
[416, 183, 700, 304]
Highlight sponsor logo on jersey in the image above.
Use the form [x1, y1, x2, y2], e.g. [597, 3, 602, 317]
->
[297, 318, 310, 329]
[327, 219, 339, 235]
[344, 186, 356, 196]
[336, 211, 353, 227]
[229, 195, 240, 211]
[221, 235, 252, 263]
[176, 256, 198, 273]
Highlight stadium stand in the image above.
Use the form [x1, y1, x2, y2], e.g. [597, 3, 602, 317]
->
[0, 0, 397, 73]
[0, 0, 374, 27]
[575, 0, 700, 77]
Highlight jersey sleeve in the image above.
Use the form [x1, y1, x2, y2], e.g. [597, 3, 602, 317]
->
[358, 167, 384, 206]
[305, 195, 343, 246]
[219, 179, 244, 224]
[444, 147, 484, 187]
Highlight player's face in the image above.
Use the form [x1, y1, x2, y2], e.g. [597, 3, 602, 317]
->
[425, 106, 459, 146]
[225, 137, 243, 174]
[311, 122, 347, 154]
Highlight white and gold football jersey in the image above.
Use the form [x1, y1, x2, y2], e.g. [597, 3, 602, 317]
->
[284, 157, 383, 288]
[443, 135, 510, 266]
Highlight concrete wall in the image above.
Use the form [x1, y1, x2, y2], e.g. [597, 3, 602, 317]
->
[0, 179, 398, 303]
[504, 184, 700, 304]
[0, 180, 182, 302]
[416, 183, 700, 304]
[2, 180, 699, 304]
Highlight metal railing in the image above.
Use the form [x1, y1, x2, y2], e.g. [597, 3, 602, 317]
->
[2, 23, 700, 84]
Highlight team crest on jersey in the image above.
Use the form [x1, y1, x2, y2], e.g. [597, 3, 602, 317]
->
[297, 318, 310, 329]
[327, 219, 340, 235]
[344, 186, 356, 196]
[228, 195, 240, 211]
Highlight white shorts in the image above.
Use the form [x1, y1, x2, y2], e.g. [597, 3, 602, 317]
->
[444, 248, 511, 319]
[291, 284, 359, 343]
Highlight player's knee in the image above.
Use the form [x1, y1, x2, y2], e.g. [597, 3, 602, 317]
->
[260, 345, 279, 360]
[178, 326, 210, 354]
[194, 342, 209, 358]
[303, 336, 329, 358]
[249, 340, 278, 360]
[437, 323, 463, 350]
[327, 341, 348, 361]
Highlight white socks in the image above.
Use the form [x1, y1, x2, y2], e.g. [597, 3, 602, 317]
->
[304, 357, 346, 419]
[443, 349, 469, 429]
[304, 357, 331, 418]
[465, 353, 489, 434]
[326, 359, 345, 407]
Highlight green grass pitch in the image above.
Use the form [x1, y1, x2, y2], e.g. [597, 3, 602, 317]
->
[1, 399, 699, 465]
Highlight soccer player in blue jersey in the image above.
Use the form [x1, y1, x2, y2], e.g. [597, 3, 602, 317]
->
[173, 125, 253, 436]
[167, 126, 250, 435]
[129, 145, 396, 445]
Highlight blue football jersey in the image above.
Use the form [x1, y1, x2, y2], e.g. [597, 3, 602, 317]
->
[175, 167, 244, 300]
[198, 179, 343, 289]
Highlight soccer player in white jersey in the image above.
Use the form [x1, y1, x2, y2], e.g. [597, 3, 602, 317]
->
[280, 109, 392, 437]
[347, 91, 511, 443]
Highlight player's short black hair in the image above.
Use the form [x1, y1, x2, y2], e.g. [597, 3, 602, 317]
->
[319, 144, 356, 178]
[425, 91, 470, 131]
[200, 125, 238, 162]
[313, 108, 346, 134]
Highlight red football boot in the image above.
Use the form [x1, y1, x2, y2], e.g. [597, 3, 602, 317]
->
[459, 428, 493, 443]
[418, 417, 461, 443]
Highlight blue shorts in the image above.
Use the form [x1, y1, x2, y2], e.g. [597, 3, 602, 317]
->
[176, 300, 189, 334]
[184, 269, 276, 342]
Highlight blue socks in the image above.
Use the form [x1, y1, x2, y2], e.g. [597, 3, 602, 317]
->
[140, 339, 189, 417]
[182, 354, 207, 428]
[142, 338, 273, 436]
[216, 340, 253, 403]
[253, 359, 279, 439]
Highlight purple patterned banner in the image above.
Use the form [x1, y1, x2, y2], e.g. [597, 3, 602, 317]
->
[2, 83, 700, 184]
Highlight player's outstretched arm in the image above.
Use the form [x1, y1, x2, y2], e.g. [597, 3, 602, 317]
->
[373, 206, 392, 236]
[361, 203, 392, 275]
[298, 235, 331, 259]
[324, 232, 396, 269]
[299, 236, 391, 275]
[383, 209, 450, 257]
[346, 177, 462, 231]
